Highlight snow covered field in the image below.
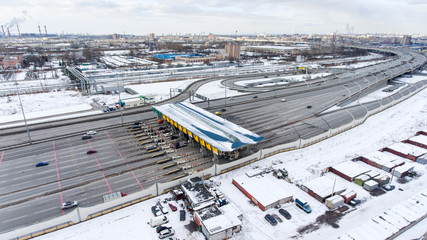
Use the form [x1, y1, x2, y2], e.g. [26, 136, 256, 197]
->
[33, 79, 427, 240]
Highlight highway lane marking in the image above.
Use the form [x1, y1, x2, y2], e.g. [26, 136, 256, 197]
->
[53, 141, 65, 216]
[105, 130, 144, 190]
[87, 139, 113, 194]
[0, 151, 3, 167]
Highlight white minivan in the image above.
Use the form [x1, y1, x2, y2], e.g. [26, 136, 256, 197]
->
[149, 215, 168, 227]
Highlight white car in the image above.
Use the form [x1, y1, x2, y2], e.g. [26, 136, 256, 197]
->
[158, 229, 175, 239]
[87, 131, 97, 135]
[61, 201, 78, 209]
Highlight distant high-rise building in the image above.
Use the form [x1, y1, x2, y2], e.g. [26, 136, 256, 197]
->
[225, 43, 240, 59]
[208, 33, 215, 39]
[402, 35, 411, 45]
[148, 33, 155, 40]
[112, 33, 121, 40]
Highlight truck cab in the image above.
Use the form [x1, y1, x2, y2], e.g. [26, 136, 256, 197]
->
[295, 198, 312, 213]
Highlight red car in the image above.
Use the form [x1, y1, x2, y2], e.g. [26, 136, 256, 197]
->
[87, 150, 97, 154]
[168, 203, 177, 212]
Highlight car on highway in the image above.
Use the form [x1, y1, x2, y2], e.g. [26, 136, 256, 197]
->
[61, 201, 78, 209]
[253, 96, 258, 98]
[35, 162, 49, 167]
[86, 130, 97, 135]
[215, 111, 222, 115]
[168, 203, 177, 212]
[279, 209, 292, 220]
[307, 105, 312, 108]
[82, 135, 92, 140]
[146, 145, 157, 151]
[281, 99, 286, 102]
[264, 214, 277, 226]
[158, 228, 175, 239]
[221, 108, 227, 112]
[87, 150, 97, 154]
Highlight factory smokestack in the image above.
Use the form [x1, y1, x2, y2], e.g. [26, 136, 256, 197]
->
[1, 25, 5, 36]
[7, 28, 10, 37]
[38, 25, 41, 35]
[44, 25, 47, 35]
[17, 25, 20, 36]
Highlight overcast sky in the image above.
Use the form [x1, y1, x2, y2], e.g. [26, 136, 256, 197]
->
[1, 0, 426, 36]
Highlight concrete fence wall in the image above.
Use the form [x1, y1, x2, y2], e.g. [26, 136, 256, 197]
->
[6, 81, 427, 240]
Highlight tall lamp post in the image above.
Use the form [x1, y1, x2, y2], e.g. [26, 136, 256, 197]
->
[14, 80, 32, 144]
[116, 74, 124, 126]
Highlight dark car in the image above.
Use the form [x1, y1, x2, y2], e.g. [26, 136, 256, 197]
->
[131, 125, 141, 129]
[179, 210, 186, 221]
[36, 162, 49, 167]
[307, 105, 312, 109]
[87, 150, 97, 154]
[156, 224, 172, 233]
[171, 135, 179, 140]
[221, 108, 227, 112]
[134, 122, 141, 125]
[151, 206, 162, 217]
[265, 214, 277, 226]
[348, 198, 361, 207]
[271, 213, 283, 223]
[159, 127, 167, 131]
[253, 96, 258, 98]
[279, 209, 292, 220]
[382, 184, 395, 191]
[82, 135, 92, 140]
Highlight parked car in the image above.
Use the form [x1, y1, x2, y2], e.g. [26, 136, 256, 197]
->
[264, 214, 277, 226]
[348, 198, 361, 207]
[168, 203, 177, 212]
[279, 209, 292, 220]
[61, 201, 78, 209]
[86, 131, 97, 135]
[87, 150, 97, 154]
[151, 206, 162, 217]
[82, 135, 92, 140]
[179, 210, 186, 221]
[271, 213, 283, 223]
[156, 224, 172, 233]
[158, 228, 175, 239]
[35, 162, 49, 167]
[382, 184, 395, 191]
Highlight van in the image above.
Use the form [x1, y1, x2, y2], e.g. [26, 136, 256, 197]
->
[149, 215, 168, 227]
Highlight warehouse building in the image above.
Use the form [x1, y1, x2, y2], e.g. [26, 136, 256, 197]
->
[301, 176, 347, 203]
[403, 135, 427, 149]
[328, 161, 371, 182]
[358, 151, 404, 172]
[382, 142, 427, 162]
[232, 174, 293, 211]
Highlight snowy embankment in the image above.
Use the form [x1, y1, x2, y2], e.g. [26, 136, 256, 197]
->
[34, 81, 427, 240]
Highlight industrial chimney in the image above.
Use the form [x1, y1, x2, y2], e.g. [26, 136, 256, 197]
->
[1, 25, 5, 36]
[44, 25, 47, 35]
[17, 25, 20, 36]
[38, 25, 42, 35]
[7, 28, 10, 37]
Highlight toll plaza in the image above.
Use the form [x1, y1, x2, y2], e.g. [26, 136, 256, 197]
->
[152, 102, 263, 161]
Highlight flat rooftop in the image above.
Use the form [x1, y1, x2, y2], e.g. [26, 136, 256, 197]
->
[303, 176, 347, 199]
[387, 142, 426, 156]
[331, 161, 371, 179]
[153, 102, 263, 152]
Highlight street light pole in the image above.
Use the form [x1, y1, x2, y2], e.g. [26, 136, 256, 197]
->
[224, 78, 226, 107]
[15, 80, 32, 144]
[116, 74, 124, 126]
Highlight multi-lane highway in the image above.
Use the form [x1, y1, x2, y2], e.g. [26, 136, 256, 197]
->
[0, 46, 426, 236]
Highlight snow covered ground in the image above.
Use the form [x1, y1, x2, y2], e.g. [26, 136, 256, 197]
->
[33, 78, 427, 240]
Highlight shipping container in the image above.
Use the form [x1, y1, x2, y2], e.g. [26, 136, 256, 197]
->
[325, 195, 344, 209]
[363, 180, 378, 191]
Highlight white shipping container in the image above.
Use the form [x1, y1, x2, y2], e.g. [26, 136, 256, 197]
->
[325, 195, 344, 209]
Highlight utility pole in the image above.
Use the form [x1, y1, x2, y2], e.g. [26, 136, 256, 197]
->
[15, 80, 32, 144]
[116, 74, 124, 126]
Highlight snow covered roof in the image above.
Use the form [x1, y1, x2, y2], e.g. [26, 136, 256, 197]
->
[198, 204, 242, 235]
[331, 161, 371, 179]
[362, 151, 398, 165]
[387, 142, 426, 156]
[154, 102, 263, 152]
[303, 176, 346, 198]
[181, 180, 215, 208]
[233, 174, 293, 208]
[408, 135, 427, 145]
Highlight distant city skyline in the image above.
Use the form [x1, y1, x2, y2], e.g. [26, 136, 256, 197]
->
[1, 0, 426, 36]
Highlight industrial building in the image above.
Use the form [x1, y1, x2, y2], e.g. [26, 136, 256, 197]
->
[382, 142, 427, 162]
[232, 174, 293, 211]
[358, 151, 404, 172]
[328, 161, 371, 182]
[301, 176, 347, 203]
[153, 102, 263, 161]
[403, 135, 427, 149]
